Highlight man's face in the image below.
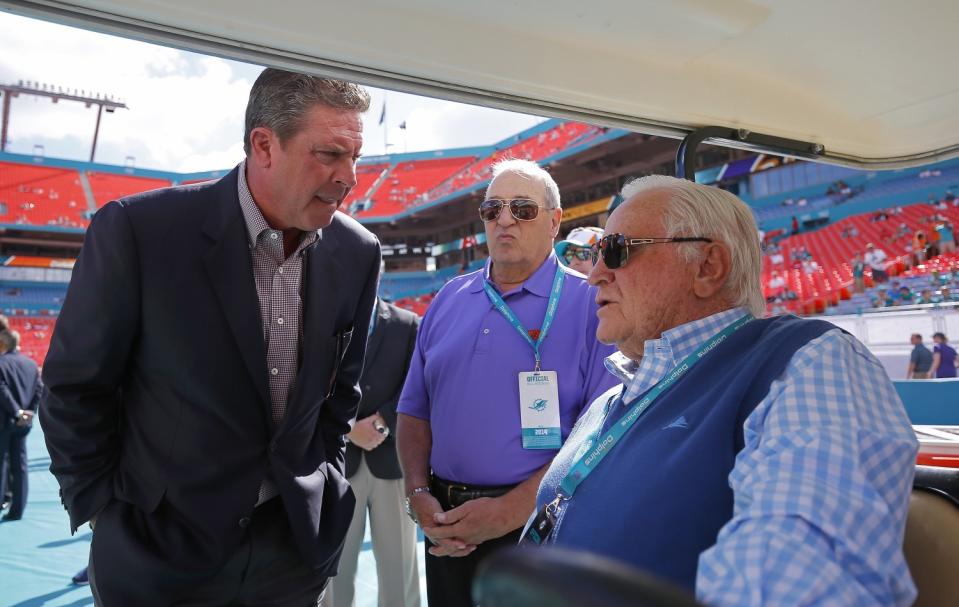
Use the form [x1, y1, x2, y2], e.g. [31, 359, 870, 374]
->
[253, 103, 363, 231]
[911, 335, 922, 346]
[483, 171, 561, 270]
[588, 191, 698, 360]
[563, 245, 595, 275]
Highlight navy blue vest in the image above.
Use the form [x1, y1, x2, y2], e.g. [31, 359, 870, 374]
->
[549, 315, 836, 591]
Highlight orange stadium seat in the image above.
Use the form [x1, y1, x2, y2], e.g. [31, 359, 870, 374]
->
[355, 157, 473, 219]
[87, 171, 172, 207]
[0, 161, 89, 228]
[6, 316, 55, 367]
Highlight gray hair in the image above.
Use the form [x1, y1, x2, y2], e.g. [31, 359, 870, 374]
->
[620, 175, 765, 317]
[487, 158, 561, 210]
[244, 68, 371, 155]
[0, 329, 19, 353]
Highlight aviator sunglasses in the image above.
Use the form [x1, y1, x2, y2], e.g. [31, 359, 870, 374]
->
[479, 198, 551, 222]
[593, 233, 713, 269]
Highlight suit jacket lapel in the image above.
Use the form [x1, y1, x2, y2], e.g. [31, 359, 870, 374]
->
[201, 168, 271, 412]
[290, 226, 342, 412]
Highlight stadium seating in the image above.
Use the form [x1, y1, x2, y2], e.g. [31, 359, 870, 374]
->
[354, 157, 473, 219]
[6, 316, 55, 366]
[88, 171, 172, 207]
[425, 122, 603, 202]
[762, 198, 959, 315]
[343, 162, 389, 214]
[0, 161, 88, 227]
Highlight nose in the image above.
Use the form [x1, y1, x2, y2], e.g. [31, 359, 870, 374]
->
[588, 255, 613, 287]
[496, 203, 517, 227]
[334, 158, 358, 190]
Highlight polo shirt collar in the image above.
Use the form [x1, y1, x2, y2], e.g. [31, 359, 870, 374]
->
[472, 251, 559, 296]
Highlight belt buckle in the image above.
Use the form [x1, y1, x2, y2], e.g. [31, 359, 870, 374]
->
[447, 484, 468, 505]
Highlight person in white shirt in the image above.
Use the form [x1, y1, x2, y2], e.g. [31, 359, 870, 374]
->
[864, 243, 889, 283]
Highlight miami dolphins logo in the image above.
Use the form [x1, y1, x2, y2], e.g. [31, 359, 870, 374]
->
[529, 398, 548, 412]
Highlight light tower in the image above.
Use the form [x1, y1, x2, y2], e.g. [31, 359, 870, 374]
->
[0, 80, 128, 162]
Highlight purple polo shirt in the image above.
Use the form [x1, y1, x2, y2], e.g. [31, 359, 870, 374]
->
[398, 253, 618, 486]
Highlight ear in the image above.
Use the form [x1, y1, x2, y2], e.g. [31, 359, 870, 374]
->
[549, 207, 563, 238]
[248, 126, 276, 168]
[692, 241, 732, 299]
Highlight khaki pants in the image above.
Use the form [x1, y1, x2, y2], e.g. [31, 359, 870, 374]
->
[323, 458, 420, 607]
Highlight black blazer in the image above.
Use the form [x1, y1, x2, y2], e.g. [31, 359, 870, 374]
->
[0, 351, 42, 429]
[345, 299, 419, 480]
[41, 167, 380, 573]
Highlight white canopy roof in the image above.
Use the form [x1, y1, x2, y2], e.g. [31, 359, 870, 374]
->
[3, 0, 958, 168]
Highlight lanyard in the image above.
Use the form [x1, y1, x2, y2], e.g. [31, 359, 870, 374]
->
[558, 313, 752, 497]
[483, 264, 565, 371]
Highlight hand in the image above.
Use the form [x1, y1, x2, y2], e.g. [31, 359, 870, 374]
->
[15, 410, 33, 428]
[412, 492, 476, 558]
[346, 415, 386, 451]
[422, 495, 518, 547]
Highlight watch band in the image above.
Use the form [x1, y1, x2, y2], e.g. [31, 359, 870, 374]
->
[407, 486, 431, 499]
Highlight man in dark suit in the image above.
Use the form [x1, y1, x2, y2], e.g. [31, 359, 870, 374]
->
[41, 69, 381, 606]
[326, 298, 421, 607]
[0, 329, 42, 522]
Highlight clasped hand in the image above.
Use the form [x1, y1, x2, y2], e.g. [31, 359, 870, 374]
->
[420, 495, 516, 557]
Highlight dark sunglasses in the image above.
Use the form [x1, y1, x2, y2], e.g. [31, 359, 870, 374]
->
[563, 247, 593, 262]
[592, 233, 713, 269]
[479, 198, 550, 222]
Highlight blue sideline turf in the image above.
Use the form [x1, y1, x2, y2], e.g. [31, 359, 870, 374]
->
[0, 425, 425, 607]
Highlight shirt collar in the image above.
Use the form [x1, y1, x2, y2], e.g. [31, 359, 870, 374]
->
[472, 251, 560, 296]
[604, 306, 748, 391]
[237, 159, 320, 252]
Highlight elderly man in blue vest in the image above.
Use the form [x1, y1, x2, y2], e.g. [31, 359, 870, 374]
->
[527, 175, 919, 606]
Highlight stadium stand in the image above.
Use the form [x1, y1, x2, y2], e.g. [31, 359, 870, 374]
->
[343, 162, 389, 214]
[0, 161, 89, 227]
[88, 171, 172, 207]
[424, 122, 602, 202]
[354, 157, 472, 219]
[6, 315, 55, 366]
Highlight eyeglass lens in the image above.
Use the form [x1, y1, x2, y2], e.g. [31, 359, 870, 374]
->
[479, 198, 541, 222]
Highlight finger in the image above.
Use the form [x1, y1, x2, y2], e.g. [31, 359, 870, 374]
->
[422, 527, 469, 547]
[433, 503, 470, 525]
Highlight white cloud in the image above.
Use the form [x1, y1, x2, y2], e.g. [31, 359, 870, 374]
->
[0, 11, 547, 172]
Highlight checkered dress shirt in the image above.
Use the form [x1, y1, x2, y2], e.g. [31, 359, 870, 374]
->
[238, 162, 319, 503]
[602, 307, 918, 606]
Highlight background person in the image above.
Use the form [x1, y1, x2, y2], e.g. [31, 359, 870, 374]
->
[326, 298, 422, 607]
[930, 332, 958, 378]
[555, 226, 603, 275]
[907, 333, 933, 379]
[0, 329, 42, 522]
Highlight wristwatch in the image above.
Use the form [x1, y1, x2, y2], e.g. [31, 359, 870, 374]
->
[404, 486, 431, 525]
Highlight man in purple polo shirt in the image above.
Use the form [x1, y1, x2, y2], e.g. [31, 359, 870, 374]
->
[397, 159, 616, 607]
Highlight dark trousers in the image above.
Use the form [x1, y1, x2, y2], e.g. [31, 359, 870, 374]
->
[425, 528, 522, 607]
[0, 424, 29, 517]
[90, 497, 328, 607]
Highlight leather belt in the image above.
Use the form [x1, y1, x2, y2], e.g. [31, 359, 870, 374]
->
[430, 475, 516, 509]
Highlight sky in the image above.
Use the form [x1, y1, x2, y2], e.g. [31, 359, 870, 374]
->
[0, 11, 546, 173]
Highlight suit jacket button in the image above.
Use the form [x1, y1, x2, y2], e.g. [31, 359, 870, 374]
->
[238, 517, 252, 528]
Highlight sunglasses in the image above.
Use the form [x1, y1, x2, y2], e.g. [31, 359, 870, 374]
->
[563, 247, 593, 263]
[593, 233, 713, 269]
[479, 198, 550, 222]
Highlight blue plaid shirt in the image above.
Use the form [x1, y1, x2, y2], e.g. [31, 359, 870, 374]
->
[603, 308, 918, 606]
